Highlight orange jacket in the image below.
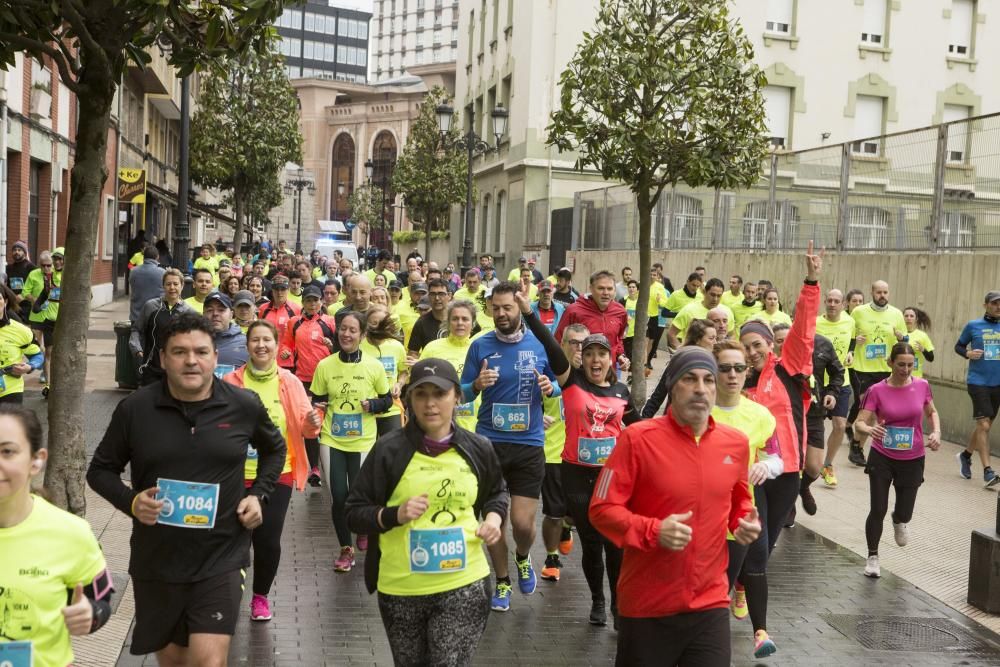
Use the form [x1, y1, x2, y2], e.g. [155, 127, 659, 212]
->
[224, 365, 320, 491]
[743, 281, 819, 473]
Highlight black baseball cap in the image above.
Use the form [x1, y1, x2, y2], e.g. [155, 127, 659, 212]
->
[302, 285, 322, 300]
[389, 280, 403, 291]
[582, 333, 611, 352]
[411, 282, 429, 293]
[203, 292, 232, 309]
[407, 358, 460, 393]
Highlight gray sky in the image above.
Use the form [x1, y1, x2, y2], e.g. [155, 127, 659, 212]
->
[332, 0, 374, 13]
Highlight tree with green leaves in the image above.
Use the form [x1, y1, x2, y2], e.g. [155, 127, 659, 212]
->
[392, 86, 468, 261]
[348, 182, 385, 252]
[546, 0, 769, 403]
[190, 47, 302, 252]
[0, 0, 285, 514]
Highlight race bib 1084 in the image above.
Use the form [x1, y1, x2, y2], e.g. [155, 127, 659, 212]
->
[156, 478, 220, 529]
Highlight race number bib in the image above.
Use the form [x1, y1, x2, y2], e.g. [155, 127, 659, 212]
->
[577, 437, 616, 466]
[492, 403, 530, 432]
[379, 356, 397, 375]
[48, 287, 60, 302]
[984, 343, 1000, 361]
[884, 426, 914, 451]
[658, 314, 668, 327]
[9, 277, 23, 291]
[0, 641, 32, 667]
[409, 526, 466, 573]
[456, 401, 476, 418]
[331, 412, 363, 437]
[213, 364, 235, 379]
[865, 343, 887, 360]
[156, 478, 220, 529]
[246, 444, 259, 461]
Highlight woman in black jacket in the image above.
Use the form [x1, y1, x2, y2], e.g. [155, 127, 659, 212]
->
[346, 358, 508, 667]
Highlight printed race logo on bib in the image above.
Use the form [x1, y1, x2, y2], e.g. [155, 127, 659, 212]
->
[48, 287, 60, 302]
[213, 364, 235, 379]
[578, 437, 616, 466]
[156, 478, 220, 529]
[492, 403, 529, 432]
[884, 426, 914, 450]
[0, 641, 33, 667]
[9, 277, 23, 291]
[456, 401, 476, 417]
[380, 356, 396, 375]
[408, 526, 466, 573]
[985, 343, 1000, 361]
[865, 344, 887, 360]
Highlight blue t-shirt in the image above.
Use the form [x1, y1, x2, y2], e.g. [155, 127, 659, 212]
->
[461, 329, 556, 446]
[958, 317, 1000, 386]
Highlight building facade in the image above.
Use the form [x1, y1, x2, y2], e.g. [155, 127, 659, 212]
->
[370, 0, 460, 82]
[454, 0, 1000, 275]
[276, 1, 372, 83]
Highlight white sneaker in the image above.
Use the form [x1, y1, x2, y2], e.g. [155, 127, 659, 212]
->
[893, 522, 909, 547]
[864, 554, 881, 578]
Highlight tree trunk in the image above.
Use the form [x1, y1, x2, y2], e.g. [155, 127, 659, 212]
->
[629, 186, 654, 407]
[232, 188, 245, 254]
[45, 60, 117, 515]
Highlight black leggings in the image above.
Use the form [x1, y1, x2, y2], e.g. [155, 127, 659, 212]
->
[562, 463, 623, 606]
[322, 447, 362, 547]
[0, 392, 24, 404]
[616, 608, 730, 667]
[377, 413, 403, 438]
[738, 474, 795, 635]
[848, 371, 889, 427]
[251, 482, 292, 596]
[866, 472, 920, 556]
[304, 387, 320, 469]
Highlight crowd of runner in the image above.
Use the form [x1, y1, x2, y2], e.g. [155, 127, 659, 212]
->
[4, 236, 1000, 667]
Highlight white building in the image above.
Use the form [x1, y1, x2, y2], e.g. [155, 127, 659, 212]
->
[370, 0, 460, 82]
[454, 0, 1000, 274]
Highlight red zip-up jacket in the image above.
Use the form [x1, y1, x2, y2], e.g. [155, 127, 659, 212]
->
[554, 295, 628, 361]
[259, 300, 301, 369]
[280, 311, 336, 383]
[589, 410, 753, 618]
[744, 281, 819, 474]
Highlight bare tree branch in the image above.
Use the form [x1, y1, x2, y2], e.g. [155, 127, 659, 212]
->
[0, 31, 84, 94]
[61, 0, 109, 73]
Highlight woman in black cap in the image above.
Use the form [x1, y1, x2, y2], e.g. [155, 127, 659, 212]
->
[346, 358, 508, 667]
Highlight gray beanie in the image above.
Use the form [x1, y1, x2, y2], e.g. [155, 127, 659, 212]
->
[740, 319, 774, 343]
[663, 346, 718, 396]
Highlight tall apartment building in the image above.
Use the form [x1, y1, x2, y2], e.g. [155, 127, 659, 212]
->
[276, 0, 372, 83]
[454, 0, 1000, 274]
[370, 0, 460, 82]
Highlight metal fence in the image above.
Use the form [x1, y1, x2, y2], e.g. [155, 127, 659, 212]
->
[572, 112, 1000, 253]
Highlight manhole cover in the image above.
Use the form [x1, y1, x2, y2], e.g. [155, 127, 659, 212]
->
[856, 618, 960, 651]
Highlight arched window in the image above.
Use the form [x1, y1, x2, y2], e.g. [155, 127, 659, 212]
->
[480, 194, 491, 253]
[371, 131, 397, 247]
[494, 191, 505, 251]
[331, 133, 355, 221]
[670, 195, 703, 249]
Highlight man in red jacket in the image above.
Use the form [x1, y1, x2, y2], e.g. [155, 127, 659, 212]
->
[555, 270, 630, 371]
[590, 346, 761, 666]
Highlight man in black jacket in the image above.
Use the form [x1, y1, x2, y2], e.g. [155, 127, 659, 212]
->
[797, 333, 845, 518]
[88, 314, 286, 664]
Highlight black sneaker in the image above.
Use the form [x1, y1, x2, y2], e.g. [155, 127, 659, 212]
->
[848, 443, 867, 467]
[784, 506, 797, 528]
[589, 600, 607, 626]
[800, 487, 817, 516]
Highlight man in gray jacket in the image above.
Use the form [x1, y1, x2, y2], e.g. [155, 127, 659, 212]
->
[130, 268, 195, 386]
[129, 246, 165, 323]
[203, 292, 248, 372]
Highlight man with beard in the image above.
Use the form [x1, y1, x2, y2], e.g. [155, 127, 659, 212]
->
[462, 282, 567, 612]
[6, 240, 34, 319]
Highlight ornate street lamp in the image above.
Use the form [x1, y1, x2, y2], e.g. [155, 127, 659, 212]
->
[436, 102, 508, 270]
[284, 166, 315, 254]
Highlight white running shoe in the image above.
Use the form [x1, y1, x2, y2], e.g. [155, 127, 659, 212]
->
[893, 522, 909, 547]
[864, 554, 881, 578]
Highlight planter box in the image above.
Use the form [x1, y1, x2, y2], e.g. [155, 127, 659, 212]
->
[30, 88, 51, 119]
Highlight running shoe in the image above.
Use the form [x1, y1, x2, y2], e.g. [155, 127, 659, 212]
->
[864, 554, 881, 578]
[848, 442, 866, 467]
[541, 554, 562, 582]
[491, 580, 513, 611]
[515, 555, 536, 595]
[589, 600, 607, 626]
[893, 522, 909, 547]
[753, 630, 777, 659]
[985, 468, 999, 489]
[307, 466, 323, 487]
[800, 487, 817, 516]
[334, 546, 355, 572]
[821, 465, 838, 488]
[250, 594, 272, 622]
[784, 506, 796, 528]
[39, 371, 47, 384]
[958, 451, 973, 479]
[356, 534, 368, 551]
[559, 526, 574, 555]
[730, 586, 748, 620]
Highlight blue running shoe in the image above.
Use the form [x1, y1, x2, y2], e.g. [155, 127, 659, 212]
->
[754, 630, 777, 659]
[516, 555, 536, 595]
[958, 451, 972, 480]
[491, 580, 512, 611]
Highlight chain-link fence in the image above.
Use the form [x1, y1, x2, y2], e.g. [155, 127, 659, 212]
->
[573, 112, 1000, 253]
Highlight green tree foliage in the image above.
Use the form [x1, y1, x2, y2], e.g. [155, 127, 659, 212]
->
[190, 47, 302, 252]
[0, 0, 285, 514]
[546, 0, 769, 403]
[392, 86, 468, 260]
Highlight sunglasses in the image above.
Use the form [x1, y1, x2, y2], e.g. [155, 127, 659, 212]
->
[40, 263, 53, 268]
[718, 364, 748, 374]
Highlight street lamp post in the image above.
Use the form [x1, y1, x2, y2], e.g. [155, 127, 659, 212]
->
[364, 159, 374, 260]
[283, 167, 315, 254]
[435, 103, 508, 271]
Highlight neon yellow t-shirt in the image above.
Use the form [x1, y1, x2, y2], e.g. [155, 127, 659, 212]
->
[732, 300, 764, 330]
[393, 301, 421, 349]
[193, 256, 219, 286]
[378, 449, 489, 595]
[0, 321, 41, 398]
[311, 352, 390, 452]
[453, 287, 485, 303]
[287, 292, 303, 306]
[712, 395, 776, 517]
[625, 296, 638, 338]
[0, 496, 107, 667]
[240, 368, 292, 479]
[365, 268, 393, 286]
[664, 288, 698, 316]
[816, 312, 856, 379]
[326, 302, 344, 317]
[672, 301, 735, 339]
[421, 335, 479, 432]
[721, 291, 743, 309]
[851, 304, 906, 373]
[647, 281, 671, 317]
[752, 309, 793, 328]
[543, 395, 566, 464]
[362, 338, 407, 418]
[184, 296, 205, 314]
[908, 329, 935, 378]
[507, 268, 521, 281]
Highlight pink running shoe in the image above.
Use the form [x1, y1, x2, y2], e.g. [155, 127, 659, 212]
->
[357, 534, 368, 551]
[250, 594, 272, 622]
[334, 546, 356, 572]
